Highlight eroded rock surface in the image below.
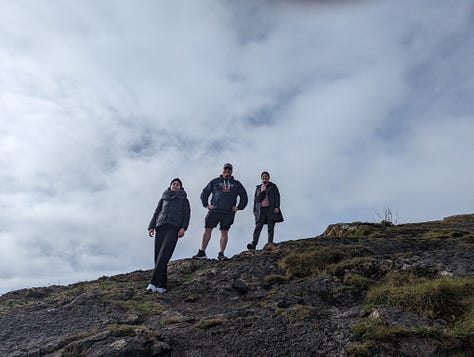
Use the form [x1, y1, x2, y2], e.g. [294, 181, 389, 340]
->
[1, 214, 473, 356]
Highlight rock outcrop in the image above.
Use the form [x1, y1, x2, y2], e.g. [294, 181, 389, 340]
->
[1, 214, 473, 356]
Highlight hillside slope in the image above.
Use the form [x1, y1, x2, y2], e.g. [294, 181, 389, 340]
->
[1, 214, 474, 356]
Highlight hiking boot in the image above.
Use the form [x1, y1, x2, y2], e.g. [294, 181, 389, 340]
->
[247, 243, 256, 250]
[218, 252, 229, 261]
[192, 249, 207, 260]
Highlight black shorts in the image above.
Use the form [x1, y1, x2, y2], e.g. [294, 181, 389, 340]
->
[205, 210, 235, 231]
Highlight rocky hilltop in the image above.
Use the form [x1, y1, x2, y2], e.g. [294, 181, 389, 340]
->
[1, 214, 474, 356]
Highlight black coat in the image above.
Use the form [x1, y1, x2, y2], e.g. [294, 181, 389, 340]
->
[148, 189, 191, 230]
[253, 182, 280, 222]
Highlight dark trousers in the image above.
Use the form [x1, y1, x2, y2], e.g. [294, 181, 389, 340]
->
[150, 224, 179, 289]
[252, 207, 275, 246]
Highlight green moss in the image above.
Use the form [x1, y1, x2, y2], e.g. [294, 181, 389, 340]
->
[280, 245, 374, 278]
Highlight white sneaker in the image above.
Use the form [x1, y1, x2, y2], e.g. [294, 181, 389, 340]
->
[146, 284, 158, 292]
[156, 287, 167, 294]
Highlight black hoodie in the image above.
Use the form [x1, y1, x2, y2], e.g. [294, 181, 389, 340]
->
[200, 175, 248, 213]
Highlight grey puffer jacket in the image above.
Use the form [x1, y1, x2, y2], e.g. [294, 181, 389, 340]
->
[148, 189, 191, 230]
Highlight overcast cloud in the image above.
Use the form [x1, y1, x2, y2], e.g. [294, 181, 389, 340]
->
[1, 0, 473, 295]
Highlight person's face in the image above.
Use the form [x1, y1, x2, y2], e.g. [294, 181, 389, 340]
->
[170, 181, 181, 191]
[261, 173, 269, 183]
[222, 167, 232, 178]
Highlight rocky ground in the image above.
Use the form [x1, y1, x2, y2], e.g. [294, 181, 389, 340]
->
[1, 214, 474, 356]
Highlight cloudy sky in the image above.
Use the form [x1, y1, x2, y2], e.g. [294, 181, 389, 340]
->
[1, 0, 473, 295]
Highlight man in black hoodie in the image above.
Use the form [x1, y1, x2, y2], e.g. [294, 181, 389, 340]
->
[193, 163, 248, 261]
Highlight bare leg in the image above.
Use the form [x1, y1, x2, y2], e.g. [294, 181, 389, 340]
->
[200, 228, 213, 251]
[219, 230, 229, 253]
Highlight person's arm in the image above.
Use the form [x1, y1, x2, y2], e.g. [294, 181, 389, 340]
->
[200, 180, 213, 208]
[273, 184, 281, 213]
[236, 182, 248, 210]
[147, 199, 163, 236]
[253, 186, 259, 215]
[179, 198, 191, 238]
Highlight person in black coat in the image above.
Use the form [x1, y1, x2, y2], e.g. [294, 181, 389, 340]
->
[146, 178, 191, 293]
[247, 171, 281, 250]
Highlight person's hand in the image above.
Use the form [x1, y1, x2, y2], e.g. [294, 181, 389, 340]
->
[232, 206, 239, 212]
[207, 205, 214, 210]
[148, 229, 154, 237]
[178, 228, 185, 238]
[274, 208, 280, 213]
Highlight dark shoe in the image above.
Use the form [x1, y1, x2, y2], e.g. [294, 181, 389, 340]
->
[247, 243, 256, 250]
[218, 252, 229, 261]
[192, 249, 207, 260]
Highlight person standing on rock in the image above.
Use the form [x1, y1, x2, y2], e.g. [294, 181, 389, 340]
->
[247, 171, 282, 250]
[146, 178, 191, 293]
[193, 163, 248, 261]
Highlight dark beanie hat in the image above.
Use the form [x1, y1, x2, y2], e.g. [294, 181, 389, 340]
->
[261, 171, 270, 178]
[170, 178, 183, 188]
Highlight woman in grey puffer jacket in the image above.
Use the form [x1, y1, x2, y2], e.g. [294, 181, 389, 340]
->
[146, 178, 191, 293]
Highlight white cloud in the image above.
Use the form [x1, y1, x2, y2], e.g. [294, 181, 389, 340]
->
[1, 0, 473, 294]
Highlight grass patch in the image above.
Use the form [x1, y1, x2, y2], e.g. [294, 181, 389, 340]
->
[451, 303, 474, 339]
[107, 323, 143, 337]
[326, 257, 374, 277]
[277, 304, 316, 321]
[345, 341, 373, 356]
[422, 229, 474, 240]
[367, 274, 474, 322]
[161, 316, 185, 325]
[264, 274, 288, 284]
[0, 298, 33, 314]
[343, 274, 377, 290]
[280, 245, 374, 278]
[276, 304, 316, 322]
[352, 319, 466, 351]
[352, 319, 410, 341]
